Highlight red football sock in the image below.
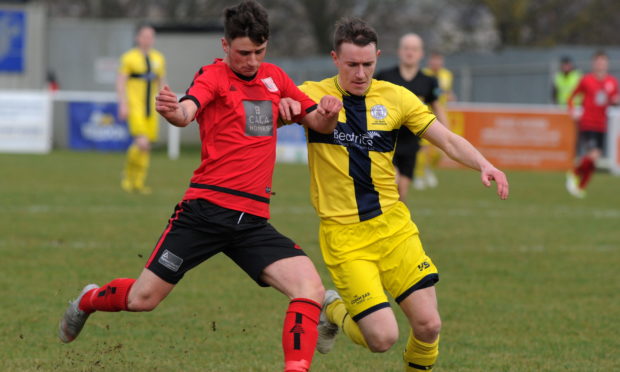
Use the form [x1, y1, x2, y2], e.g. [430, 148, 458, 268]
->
[574, 157, 587, 177]
[78, 278, 136, 313]
[282, 298, 321, 372]
[578, 157, 595, 189]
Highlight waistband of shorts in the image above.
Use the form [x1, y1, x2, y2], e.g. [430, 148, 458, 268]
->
[187, 198, 268, 224]
[319, 201, 405, 226]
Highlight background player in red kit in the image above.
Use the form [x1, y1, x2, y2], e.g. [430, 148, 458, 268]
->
[58, 2, 342, 371]
[566, 50, 619, 198]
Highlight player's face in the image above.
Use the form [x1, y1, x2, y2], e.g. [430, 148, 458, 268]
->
[222, 37, 268, 77]
[592, 55, 608, 75]
[136, 27, 155, 50]
[331, 42, 380, 96]
[428, 55, 444, 71]
[398, 34, 423, 67]
[560, 62, 573, 73]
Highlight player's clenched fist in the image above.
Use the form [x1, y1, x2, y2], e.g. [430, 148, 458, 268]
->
[317, 95, 343, 118]
[155, 85, 196, 127]
[155, 85, 179, 114]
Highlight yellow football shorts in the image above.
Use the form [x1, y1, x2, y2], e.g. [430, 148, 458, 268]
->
[319, 202, 439, 321]
[128, 110, 159, 142]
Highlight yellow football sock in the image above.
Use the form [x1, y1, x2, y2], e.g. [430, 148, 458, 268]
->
[403, 330, 439, 371]
[133, 148, 150, 190]
[122, 145, 141, 190]
[326, 299, 368, 349]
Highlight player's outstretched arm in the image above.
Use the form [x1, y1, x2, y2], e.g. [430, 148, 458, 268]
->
[155, 85, 197, 127]
[116, 72, 129, 121]
[422, 121, 509, 200]
[298, 95, 343, 134]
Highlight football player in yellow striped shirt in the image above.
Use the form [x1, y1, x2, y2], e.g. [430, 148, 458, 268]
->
[286, 18, 509, 371]
[117, 25, 166, 194]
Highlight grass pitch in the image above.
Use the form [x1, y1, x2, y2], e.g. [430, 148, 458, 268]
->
[1, 149, 619, 371]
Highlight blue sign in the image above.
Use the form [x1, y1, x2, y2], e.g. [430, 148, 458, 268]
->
[277, 123, 306, 144]
[69, 102, 132, 151]
[0, 10, 26, 72]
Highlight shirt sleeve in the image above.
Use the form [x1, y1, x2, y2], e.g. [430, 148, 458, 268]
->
[400, 86, 437, 136]
[278, 70, 317, 123]
[180, 66, 217, 113]
[567, 77, 585, 109]
[118, 52, 131, 76]
[158, 53, 166, 78]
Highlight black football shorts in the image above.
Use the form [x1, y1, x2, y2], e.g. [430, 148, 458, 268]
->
[145, 199, 306, 286]
[393, 136, 422, 179]
[577, 130, 606, 156]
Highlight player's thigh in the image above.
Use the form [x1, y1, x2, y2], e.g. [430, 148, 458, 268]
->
[225, 221, 309, 290]
[398, 286, 441, 341]
[145, 200, 228, 285]
[261, 255, 324, 302]
[381, 230, 438, 306]
[143, 113, 159, 142]
[577, 131, 600, 157]
[128, 113, 158, 142]
[356, 305, 399, 351]
[327, 259, 391, 322]
[128, 113, 147, 136]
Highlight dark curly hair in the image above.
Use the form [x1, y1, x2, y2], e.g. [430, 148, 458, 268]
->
[333, 17, 378, 52]
[224, 0, 270, 45]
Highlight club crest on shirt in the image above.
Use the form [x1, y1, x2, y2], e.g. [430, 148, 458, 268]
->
[261, 77, 279, 92]
[605, 81, 616, 93]
[370, 104, 388, 120]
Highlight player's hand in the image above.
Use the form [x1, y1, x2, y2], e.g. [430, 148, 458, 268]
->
[155, 85, 180, 115]
[118, 101, 128, 121]
[317, 95, 343, 119]
[481, 165, 509, 200]
[279, 97, 301, 122]
[570, 108, 581, 121]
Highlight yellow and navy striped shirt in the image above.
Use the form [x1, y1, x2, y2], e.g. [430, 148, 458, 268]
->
[119, 48, 166, 118]
[298, 76, 436, 224]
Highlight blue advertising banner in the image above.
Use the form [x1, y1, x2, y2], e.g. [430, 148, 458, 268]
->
[277, 123, 306, 144]
[0, 10, 25, 72]
[69, 102, 132, 151]
[276, 123, 307, 163]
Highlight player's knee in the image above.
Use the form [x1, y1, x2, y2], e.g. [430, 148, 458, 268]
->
[134, 136, 150, 151]
[300, 277, 325, 304]
[366, 332, 398, 353]
[414, 316, 442, 342]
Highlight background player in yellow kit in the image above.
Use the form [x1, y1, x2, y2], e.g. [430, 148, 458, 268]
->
[419, 50, 457, 189]
[375, 34, 449, 199]
[117, 25, 166, 194]
[423, 51, 455, 107]
[286, 18, 509, 371]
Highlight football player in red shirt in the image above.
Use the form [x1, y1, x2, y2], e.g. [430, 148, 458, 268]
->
[58, 2, 342, 371]
[567, 51, 619, 198]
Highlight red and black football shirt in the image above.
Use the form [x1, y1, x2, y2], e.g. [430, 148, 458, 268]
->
[180, 59, 316, 218]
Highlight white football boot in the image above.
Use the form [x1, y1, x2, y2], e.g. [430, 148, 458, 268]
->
[316, 290, 342, 354]
[58, 284, 99, 343]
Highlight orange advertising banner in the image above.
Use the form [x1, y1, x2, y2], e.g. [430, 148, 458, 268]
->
[442, 106, 576, 170]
